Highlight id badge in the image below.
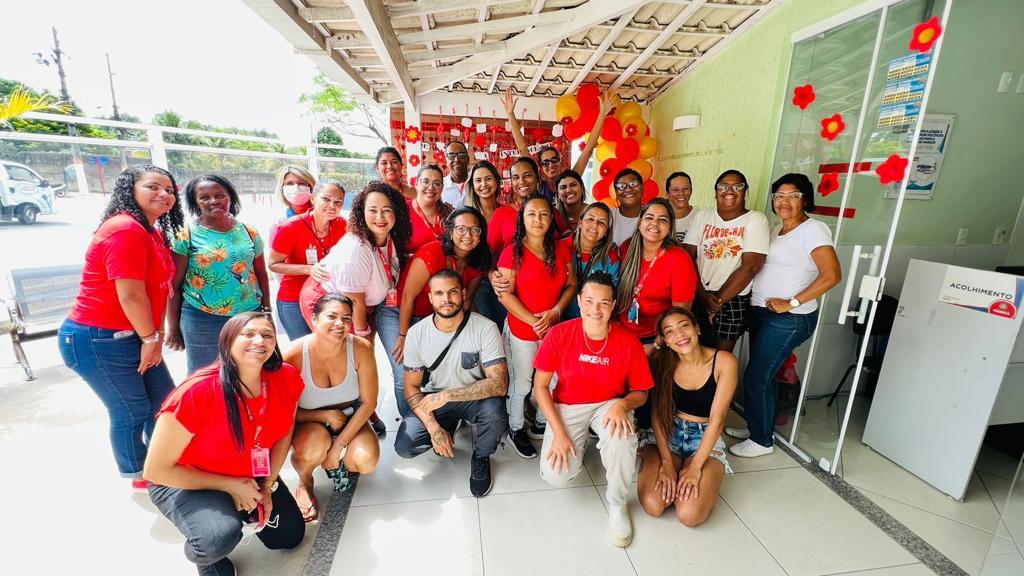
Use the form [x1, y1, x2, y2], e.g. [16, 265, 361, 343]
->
[251, 447, 271, 478]
[627, 299, 640, 324]
[305, 246, 319, 265]
[386, 287, 398, 307]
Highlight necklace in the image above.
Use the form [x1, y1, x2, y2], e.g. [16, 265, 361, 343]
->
[581, 323, 610, 355]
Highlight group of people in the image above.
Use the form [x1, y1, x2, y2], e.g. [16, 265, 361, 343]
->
[58, 97, 841, 572]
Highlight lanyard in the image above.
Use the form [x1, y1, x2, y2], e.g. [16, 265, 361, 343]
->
[300, 213, 331, 259]
[244, 379, 270, 449]
[575, 251, 596, 289]
[414, 198, 445, 238]
[632, 248, 665, 299]
[376, 237, 397, 288]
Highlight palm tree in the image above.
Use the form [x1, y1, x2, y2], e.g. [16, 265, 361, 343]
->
[0, 87, 71, 128]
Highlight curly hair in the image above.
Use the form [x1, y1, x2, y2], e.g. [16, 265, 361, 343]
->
[441, 206, 490, 271]
[100, 164, 184, 248]
[512, 194, 558, 274]
[184, 174, 241, 218]
[347, 180, 412, 271]
[648, 307, 702, 438]
[615, 198, 678, 316]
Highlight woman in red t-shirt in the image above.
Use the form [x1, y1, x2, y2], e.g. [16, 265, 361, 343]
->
[408, 164, 453, 254]
[615, 198, 697, 351]
[59, 164, 184, 490]
[465, 161, 507, 329]
[268, 181, 347, 340]
[144, 312, 305, 574]
[497, 194, 577, 459]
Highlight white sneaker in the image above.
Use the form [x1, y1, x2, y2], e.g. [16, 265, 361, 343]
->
[729, 439, 775, 458]
[607, 504, 632, 547]
[725, 426, 750, 439]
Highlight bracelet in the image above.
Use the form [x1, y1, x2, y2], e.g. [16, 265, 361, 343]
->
[140, 331, 161, 344]
[338, 444, 349, 460]
[353, 327, 372, 337]
[552, 305, 562, 317]
[398, 332, 407, 337]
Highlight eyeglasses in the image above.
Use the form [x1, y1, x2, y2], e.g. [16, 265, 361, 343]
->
[615, 180, 642, 192]
[772, 192, 803, 201]
[418, 178, 444, 190]
[715, 183, 748, 193]
[453, 225, 482, 237]
[539, 157, 560, 166]
[446, 152, 469, 161]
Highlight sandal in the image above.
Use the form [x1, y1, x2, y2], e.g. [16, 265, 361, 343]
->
[295, 485, 319, 523]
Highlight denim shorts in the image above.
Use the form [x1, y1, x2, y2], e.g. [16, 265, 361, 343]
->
[667, 417, 733, 474]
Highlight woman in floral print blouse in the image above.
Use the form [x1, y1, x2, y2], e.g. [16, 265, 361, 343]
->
[166, 175, 271, 373]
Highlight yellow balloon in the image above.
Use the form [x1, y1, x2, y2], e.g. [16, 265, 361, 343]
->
[596, 140, 616, 163]
[638, 136, 659, 159]
[621, 116, 648, 140]
[628, 159, 653, 181]
[556, 95, 581, 122]
[615, 101, 642, 122]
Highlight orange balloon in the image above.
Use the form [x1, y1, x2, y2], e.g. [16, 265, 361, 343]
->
[628, 159, 653, 181]
[615, 101, 642, 123]
[601, 196, 619, 209]
[556, 95, 581, 123]
[621, 116, 648, 140]
[595, 140, 616, 163]
[638, 136, 658, 159]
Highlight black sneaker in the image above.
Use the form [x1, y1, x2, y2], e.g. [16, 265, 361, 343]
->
[588, 426, 599, 440]
[371, 418, 387, 438]
[527, 421, 546, 440]
[508, 428, 537, 459]
[470, 456, 493, 497]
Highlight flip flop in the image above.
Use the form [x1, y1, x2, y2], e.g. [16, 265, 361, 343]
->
[295, 485, 319, 523]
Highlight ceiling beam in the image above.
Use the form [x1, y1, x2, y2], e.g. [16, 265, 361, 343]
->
[405, 42, 506, 63]
[388, 0, 524, 19]
[347, 0, 417, 107]
[297, 6, 354, 22]
[487, 64, 503, 94]
[327, 32, 373, 49]
[566, 6, 639, 93]
[611, 1, 707, 90]
[399, 9, 573, 45]
[594, 22, 729, 37]
[414, 0, 647, 95]
[526, 44, 558, 95]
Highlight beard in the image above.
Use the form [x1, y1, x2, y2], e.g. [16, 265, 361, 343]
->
[435, 301, 464, 319]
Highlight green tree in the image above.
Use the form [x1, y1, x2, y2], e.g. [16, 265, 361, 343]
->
[299, 72, 389, 146]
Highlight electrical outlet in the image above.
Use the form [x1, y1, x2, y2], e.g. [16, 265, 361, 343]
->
[994, 228, 1008, 245]
[956, 227, 969, 246]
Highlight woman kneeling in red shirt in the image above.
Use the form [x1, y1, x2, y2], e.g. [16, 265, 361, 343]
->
[144, 312, 305, 576]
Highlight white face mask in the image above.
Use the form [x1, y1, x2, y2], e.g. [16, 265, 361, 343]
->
[282, 183, 311, 205]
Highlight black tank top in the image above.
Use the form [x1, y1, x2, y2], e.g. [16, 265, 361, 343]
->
[673, 350, 718, 418]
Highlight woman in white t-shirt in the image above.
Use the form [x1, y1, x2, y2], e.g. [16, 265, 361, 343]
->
[727, 173, 841, 458]
[666, 171, 697, 244]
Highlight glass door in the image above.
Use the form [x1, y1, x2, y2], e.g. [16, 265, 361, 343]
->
[766, 0, 952, 473]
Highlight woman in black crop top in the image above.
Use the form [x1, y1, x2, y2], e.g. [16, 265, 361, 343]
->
[636, 307, 737, 527]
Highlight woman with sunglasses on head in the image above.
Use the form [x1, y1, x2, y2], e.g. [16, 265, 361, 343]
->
[166, 175, 271, 374]
[269, 180, 347, 340]
[60, 164, 184, 490]
[501, 87, 614, 201]
[497, 194, 577, 458]
[726, 174, 840, 458]
[144, 312, 305, 575]
[682, 170, 769, 353]
[564, 202, 620, 320]
[375, 146, 416, 199]
[390, 207, 491, 417]
[611, 168, 646, 246]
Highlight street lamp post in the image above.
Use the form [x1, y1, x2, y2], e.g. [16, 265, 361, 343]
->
[36, 27, 90, 194]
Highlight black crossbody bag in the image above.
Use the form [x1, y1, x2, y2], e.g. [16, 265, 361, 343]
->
[423, 312, 472, 384]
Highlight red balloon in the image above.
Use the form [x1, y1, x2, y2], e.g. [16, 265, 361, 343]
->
[592, 177, 611, 201]
[642, 179, 659, 203]
[601, 117, 623, 142]
[564, 121, 584, 141]
[598, 158, 624, 181]
[577, 83, 600, 107]
[577, 105, 599, 134]
[617, 138, 639, 163]
[644, 126, 651, 137]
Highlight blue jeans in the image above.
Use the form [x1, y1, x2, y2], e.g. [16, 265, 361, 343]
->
[743, 307, 818, 447]
[395, 397, 508, 459]
[276, 299, 310, 341]
[376, 305, 423, 418]
[181, 302, 232, 374]
[473, 280, 507, 329]
[57, 318, 175, 477]
[149, 480, 304, 575]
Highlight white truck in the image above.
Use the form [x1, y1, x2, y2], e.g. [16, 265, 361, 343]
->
[0, 160, 59, 224]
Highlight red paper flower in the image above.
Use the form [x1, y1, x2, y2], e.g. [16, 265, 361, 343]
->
[577, 141, 587, 152]
[909, 16, 942, 53]
[820, 114, 845, 141]
[818, 173, 840, 197]
[876, 155, 909, 184]
[409, 176, 416, 187]
[405, 126, 422, 144]
[473, 134, 487, 148]
[408, 154, 420, 167]
[531, 127, 546, 143]
[432, 151, 445, 164]
[792, 84, 816, 110]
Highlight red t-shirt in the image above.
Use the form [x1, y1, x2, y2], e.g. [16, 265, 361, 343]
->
[408, 198, 448, 254]
[616, 243, 697, 338]
[402, 241, 486, 317]
[157, 364, 305, 478]
[270, 212, 346, 301]
[487, 205, 519, 257]
[68, 213, 173, 330]
[533, 319, 654, 404]
[498, 240, 572, 341]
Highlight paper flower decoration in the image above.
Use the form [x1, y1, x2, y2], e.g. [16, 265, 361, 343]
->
[404, 126, 422, 144]
[909, 16, 942, 53]
[433, 151, 446, 164]
[818, 173, 840, 197]
[792, 84, 816, 110]
[876, 155, 909, 184]
[409, 177, 416, 187]
[408, 154, 420, 167]
[531, 127, 546, 142]
[578, 141, 587, 152]
[820, 114, 846, 141]
[473, 135, 487, 148]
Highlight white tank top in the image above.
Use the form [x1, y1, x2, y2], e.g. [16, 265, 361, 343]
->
[297, 335, 360, 409]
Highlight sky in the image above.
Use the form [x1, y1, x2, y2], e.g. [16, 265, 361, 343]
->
[1, 0, 383, 152]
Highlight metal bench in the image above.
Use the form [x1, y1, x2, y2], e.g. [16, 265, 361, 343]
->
[2, 265, 82, 380]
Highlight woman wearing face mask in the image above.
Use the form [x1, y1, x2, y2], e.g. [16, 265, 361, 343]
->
[166, 175, 271, 374]
[564, 202, 620, 319]
[465, 161, 507, 327]
[666, 172, 697, 244]
[269, 180, 347, 340]
[554, 170, 587, 238]
[375, 146, 416, 199]
[276, 165, 316, 219]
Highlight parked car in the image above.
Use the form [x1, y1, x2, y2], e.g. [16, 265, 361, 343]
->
[0, 161, 58, 225]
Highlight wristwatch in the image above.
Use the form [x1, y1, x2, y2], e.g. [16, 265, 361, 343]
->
[788, 297, 801, 309]
[140, 331, 161, 344]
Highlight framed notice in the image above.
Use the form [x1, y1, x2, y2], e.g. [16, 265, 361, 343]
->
[884, 113, 955, 200]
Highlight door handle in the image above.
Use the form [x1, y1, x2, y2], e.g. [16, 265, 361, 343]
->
[838, 245, 882, 324]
